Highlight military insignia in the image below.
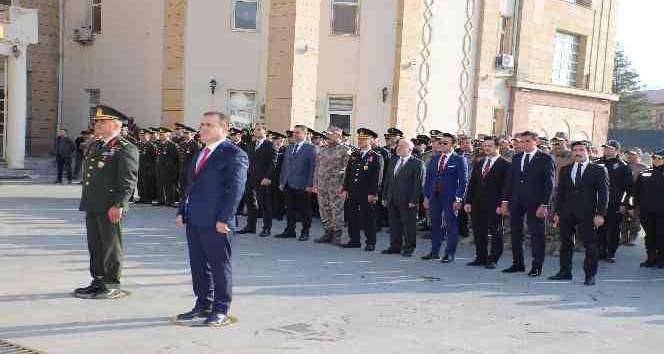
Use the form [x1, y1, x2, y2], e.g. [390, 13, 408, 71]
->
[642, 172, 652, 177]
[363, 165, 368, 170]
[613, 163, 620, 170]
[98, 161, 105, 168]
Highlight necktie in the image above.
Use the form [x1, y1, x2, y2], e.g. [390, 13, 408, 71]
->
[255, 140, 261, 151]
[522, 153, 531, 172]
[394, 158, 405, 176]
[293, 144, 300, 155]
[435, 155, 447, 193]
[195, 147, 211, 174]
[482, 158, 492, 178]
[575, 163, 583, 185]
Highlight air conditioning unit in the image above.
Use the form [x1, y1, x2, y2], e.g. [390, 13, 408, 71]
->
[72, 27, 94, 44]
[495, 54, 514, 69]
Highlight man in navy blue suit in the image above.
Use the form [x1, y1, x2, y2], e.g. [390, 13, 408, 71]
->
[277, 125, 318, 241]
[422, 133, 468, 263]
[500, 130, 555, 277]
[175, 111, 248, 326]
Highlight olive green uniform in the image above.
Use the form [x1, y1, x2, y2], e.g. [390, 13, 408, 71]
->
[79, 136, 139, 289]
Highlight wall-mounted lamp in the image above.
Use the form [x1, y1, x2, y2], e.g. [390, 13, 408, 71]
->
[381, 87, 389, 103]
[209, 79, 217, 95]
[401, 60, 417, 69]
[12, 45, 21, 58]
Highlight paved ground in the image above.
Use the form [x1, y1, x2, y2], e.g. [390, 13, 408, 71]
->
[1, 179, 663, 354]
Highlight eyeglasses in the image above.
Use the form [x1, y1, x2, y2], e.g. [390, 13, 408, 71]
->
[653, 155, 663, 160]
[440, 142, 450, 146]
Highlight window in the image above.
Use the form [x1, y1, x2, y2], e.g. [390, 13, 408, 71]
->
[228, 90, 256, 129]
[328, 96, 354, 134]
[91, 0, 102, 34]
[498, 16, 513, 55]
[332, 0, 359, 35]
[86, 89, 100, 122]
[552, 31, 580, 87]
[233, 0, 258, 31]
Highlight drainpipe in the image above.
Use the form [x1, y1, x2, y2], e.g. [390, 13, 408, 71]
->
[56, 0, 64, 131]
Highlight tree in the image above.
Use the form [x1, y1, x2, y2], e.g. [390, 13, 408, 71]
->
[610, 44, 652, 129]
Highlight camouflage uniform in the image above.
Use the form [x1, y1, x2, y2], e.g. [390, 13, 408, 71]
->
[621, 161, 649, 244]
[548, 149, 573, 255]
[500, 149, 516, 163]
[314, 143, 351, 243]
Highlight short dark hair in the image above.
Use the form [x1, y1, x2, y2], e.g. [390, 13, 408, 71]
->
[441, 133, 457, 144]
[520, 130, 539, 140]
[570, 140, 591, 151]
[203, 111, 230, 128]
[483, 135, 500, 146]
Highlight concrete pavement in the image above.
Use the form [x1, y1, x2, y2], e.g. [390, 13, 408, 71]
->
[1, 179, 663, 354]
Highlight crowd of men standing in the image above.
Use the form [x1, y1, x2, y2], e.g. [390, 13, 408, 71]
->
[69, 118, 664, 288]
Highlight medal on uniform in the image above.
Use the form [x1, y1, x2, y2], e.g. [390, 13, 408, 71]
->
[363, 165, 368, 170]
[98, 161, 105, 168]
[613, 163, 619, 169]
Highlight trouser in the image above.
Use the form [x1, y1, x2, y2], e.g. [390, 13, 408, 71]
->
[284, 186, 312, 233]
[73, 153, 83, 180]
[272, 184, 285, 219]
[620, 213, 641, 244]
[598, 202, 622, 257]
[640, 212, 664, 258]
[559, 213, 599, 276]
[510, 203, 546, 267]
[471, 208, 504, 263]
[388, 203, 417, 251]
[430, 196, 459, 256]
[56, 155, 73, 182]
[157, 176, 177, 205]
[137, 171, 157, 202]
[245, 184, 272, 231]
[318, 186, 345, 232]
[85, 212, 123, 289]
[346, 197, 376, 246]
[186, 225, 232, 314]
[458, 208, 470, 237]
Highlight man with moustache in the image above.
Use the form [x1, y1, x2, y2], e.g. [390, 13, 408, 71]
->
[548, 141, 609, 286]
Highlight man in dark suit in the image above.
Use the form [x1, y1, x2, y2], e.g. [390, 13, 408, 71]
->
[277, 125, 317, 241]
[464, 136, 510, 269]
[548, 140, 609, 286]
[55, 128, 76, 184]
[381, 139, 425, 257]
[422, 133, 468, 263]
[501, 130, 555, 277]
[175, 111, 248, 326]
[270, 131, 288, 220]
[238, 123, 277, 236]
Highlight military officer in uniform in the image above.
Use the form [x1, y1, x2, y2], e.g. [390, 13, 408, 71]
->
[622, 147, 649, 246]
[633, 149, 664, 268]
[341, 128, 383, 251]
[384, 128, 403, 156]
[75, 107, 139, 299]
[270, 131, 288, 220]
[137, 129, 158, 204]
[172, 123, 185, 145]
[371, 137, 391, 231]
[178, 126, 201, 196]
[155, 127, 180, 207]
[313, 126, 351, 244]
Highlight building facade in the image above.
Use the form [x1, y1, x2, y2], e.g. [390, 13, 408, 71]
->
[644, 89, 664, 129]
[3, 0, 621, 167]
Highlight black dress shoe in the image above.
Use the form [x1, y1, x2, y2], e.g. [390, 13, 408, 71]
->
[298, 235, 309, 241]
[203, 313, 230, 326]
[381, 248, 402, 254]
[237, 227, 256, 234]
[259, 229, 271, 237]
[364, 244, 375, 252]
[548, 271, 572, 281]
[640, 258, 657, 268]
[401, 250, 414, 257]
[485, 261, 497, 269]
[528, 267, 542, 277]
[466, 259, 485, 266]
[176, 308, 212, 321]
[441, 254, 455, 263]
[275, 231, 296, 238]
[604, 256, 616, 263]
[92, 288, 123, 299]
[584, 276, 596, 286]
[502, 265, 526, 273]
[74, 284, 103, 296]
[421, 252, 441, 260]
[340, 242, 361, 248]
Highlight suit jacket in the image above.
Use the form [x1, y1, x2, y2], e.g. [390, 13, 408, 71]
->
[502, 150, 555, 209]
[465, 156, 510, 211]
[382, 156, 425, 206]
[178, 139, 249, 227]
[423, 153, 468, 201]
[56, 136, 76, 157]
[279, 142, 317, 190]
[555, 162, 609, 218]
[247, 139, 277, 187]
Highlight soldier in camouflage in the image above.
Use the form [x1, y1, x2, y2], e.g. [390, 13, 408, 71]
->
[313, 126, 351, 244]
[548, 134, 574, 255]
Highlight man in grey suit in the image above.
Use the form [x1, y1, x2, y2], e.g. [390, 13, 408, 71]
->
[381, 139, 425, 257]
[278, 125, 318, 241]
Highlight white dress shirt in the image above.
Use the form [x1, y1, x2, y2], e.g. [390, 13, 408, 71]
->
[520, 148, 538, 172]
[255, 138, 265, 151]
[103, 133, 120, 146]
[292, 141, 304, 154]
[394, 155, 411, 175]
[570, 159, 590, 184]
[482, 154, 500, 173]
[196, 138, 226, 168]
